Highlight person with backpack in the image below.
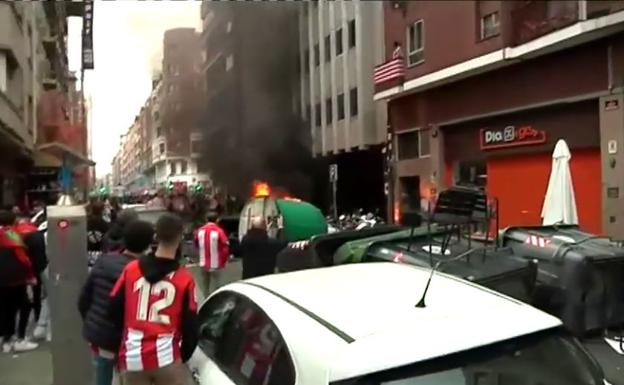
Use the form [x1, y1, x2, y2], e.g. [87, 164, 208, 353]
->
[109, 213, 198, 385]
[78, 220, 155, 385]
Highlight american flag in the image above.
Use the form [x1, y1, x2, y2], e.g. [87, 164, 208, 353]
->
[374, 58, 405, 85]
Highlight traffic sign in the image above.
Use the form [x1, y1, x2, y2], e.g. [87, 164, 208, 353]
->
[329, 164, 338, 182]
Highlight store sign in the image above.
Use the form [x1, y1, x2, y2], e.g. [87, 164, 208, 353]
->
[480, 125, 546, 150]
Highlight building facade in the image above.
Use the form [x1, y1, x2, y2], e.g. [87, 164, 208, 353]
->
[113, 28, 210, 194]
[375, 1, 624, 236]
[299, 0, 387, 214]
[153, 28, 208, 188]
[0, 1, 90, 206]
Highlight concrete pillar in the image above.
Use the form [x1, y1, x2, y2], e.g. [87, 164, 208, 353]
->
[47, 204, 92, 385]
[599, 93, 624, 238]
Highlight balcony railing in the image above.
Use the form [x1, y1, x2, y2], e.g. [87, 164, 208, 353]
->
[511, 1, 578, 46]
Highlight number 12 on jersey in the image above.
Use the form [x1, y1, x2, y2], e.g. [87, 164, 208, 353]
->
[134, 277, 176, 325]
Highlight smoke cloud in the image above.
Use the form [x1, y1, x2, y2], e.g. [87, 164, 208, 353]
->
[199, 1, 324, 200]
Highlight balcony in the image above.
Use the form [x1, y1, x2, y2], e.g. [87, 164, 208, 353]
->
[511, 1, 578, 46]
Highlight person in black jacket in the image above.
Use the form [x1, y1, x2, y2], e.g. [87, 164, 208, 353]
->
[78, 219, 154, 385]
[101, 209, 138, 253]
[87, 202, 110, 252]
[240, 217, 286, 279]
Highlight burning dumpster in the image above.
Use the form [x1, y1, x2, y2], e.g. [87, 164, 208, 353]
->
[502, 225, 624, 336]
[238, 182, 327, 242]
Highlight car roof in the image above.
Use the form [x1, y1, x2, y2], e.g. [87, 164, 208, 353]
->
[242, 263, 561, 381]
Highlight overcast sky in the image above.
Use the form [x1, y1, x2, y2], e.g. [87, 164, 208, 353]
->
[76, 1, 201, 176]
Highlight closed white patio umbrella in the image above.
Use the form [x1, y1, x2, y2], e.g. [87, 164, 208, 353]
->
[541, 139, 578, 225]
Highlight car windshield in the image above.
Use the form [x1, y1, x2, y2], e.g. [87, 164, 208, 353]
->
[333, 329, 603, 385]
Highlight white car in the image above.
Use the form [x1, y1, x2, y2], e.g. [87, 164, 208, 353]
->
[189, 263, 607, 385]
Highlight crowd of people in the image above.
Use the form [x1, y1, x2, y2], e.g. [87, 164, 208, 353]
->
[1, 190, 309, 385]
[0, 210, 48, 354]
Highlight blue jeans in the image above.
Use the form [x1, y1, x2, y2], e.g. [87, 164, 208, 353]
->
[93, 354, 115, 385]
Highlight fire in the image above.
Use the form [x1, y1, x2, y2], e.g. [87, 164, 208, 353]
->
[251, 180, 301, 201]
[253, 181, 271, 198]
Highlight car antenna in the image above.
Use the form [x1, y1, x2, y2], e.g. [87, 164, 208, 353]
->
[415, 246, 488, 308]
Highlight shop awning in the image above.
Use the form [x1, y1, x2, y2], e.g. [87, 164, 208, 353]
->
[37, 142, 95, 167]
[33, 150, 62, 168]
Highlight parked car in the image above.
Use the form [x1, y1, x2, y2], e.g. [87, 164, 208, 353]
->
[189, 263, 608, 385]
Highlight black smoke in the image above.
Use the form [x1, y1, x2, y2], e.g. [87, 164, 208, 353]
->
[199, 1, 326, 202]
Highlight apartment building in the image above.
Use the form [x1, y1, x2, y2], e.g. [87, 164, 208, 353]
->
[0, 1, 89, 205]
[374, 0, 624, 236]
[299, 0, 387, 214]
[152, 28, 209, 188]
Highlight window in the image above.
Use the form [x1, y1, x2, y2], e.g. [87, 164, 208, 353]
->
[397, 129, 430, 160]
[226, 21, 233, 33]
[315, 103, 321, 126]
[348, 19, 356, 48]
[349, 88, 358, 117]
[305, 104, 311, 122]
[314, 44, 320, 66]
[324, 35, 331, 62]
[457, 160, 487, 188]
[481, 12, 500, 39]
[336, 28, 343, 55]
[407, 20, 424, 66]
[198, 292, 296, 385]
[326, 98, 332, 124]
[226, 54, 234, 71]
[159, 143, 165, 154]
[180, 161, 187, 174]
[337, 93, 345, 120]
[191, 140, 202, 154]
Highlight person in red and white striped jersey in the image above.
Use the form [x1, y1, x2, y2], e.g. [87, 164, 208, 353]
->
[109, 213, 198, 385]
[193, 213, 229, 293]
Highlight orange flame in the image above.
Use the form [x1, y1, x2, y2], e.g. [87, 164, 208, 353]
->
[393, 202, 401, 224]
[251, 180, 302, 201]
[253, 181, 271, 198]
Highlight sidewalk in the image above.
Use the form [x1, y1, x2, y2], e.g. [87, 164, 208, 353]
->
[0, 343, 52, 385]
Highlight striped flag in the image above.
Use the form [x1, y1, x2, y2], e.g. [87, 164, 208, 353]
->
[374, 58, 405, 85]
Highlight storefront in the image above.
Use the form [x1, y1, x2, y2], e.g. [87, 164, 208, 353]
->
[442, 100, 602, 234]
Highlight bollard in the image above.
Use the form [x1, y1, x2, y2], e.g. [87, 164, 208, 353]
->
[46, 203, 92, 385]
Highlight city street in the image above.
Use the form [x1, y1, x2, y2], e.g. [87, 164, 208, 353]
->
[2, 1, 624, 385]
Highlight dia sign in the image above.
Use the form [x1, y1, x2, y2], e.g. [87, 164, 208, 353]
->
[480, 125, 546, 150]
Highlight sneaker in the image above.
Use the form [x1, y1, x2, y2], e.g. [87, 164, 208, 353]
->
[2, 343, 12, 354]
[13, 339, 38, 352]
[33, 325, 47, 340]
